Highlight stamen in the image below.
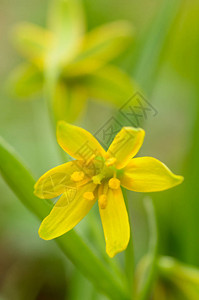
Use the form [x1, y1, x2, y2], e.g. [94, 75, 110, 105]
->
[99, 194, 107, 209]
[83, 191, 95, 201]
[92, 173, 105, 185]
[105, 157, 116, 167]
[108, 177, 120, 190]
[71, 171, 85, 182]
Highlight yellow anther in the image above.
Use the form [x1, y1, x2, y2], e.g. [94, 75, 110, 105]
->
[105, 157, 116, 167]
[99, 194, 107, 209]
[108, 177, 120, 190]
[71, 171, 85, 182]
[83, 191, 95, 201]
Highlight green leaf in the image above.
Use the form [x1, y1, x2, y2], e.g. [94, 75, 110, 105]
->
[64, 21, 134, 77]
[47, 0, 85, 68]
[0, 137, 129, 300]
[8, 63, 44, 99]
[12, 22, 52, 68]
[81, 65, 135, 107]
[53, 81, 87, 122]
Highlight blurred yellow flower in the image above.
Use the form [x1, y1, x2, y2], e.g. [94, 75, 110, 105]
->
[9, 0, 135, 122]
[34, 122, 183, 257]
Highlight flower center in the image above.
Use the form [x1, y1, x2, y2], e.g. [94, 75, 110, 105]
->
[92, 158, 117, 184]
[71, 171, 85, 182]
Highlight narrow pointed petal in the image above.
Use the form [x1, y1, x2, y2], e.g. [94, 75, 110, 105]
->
[47, 0, 85, 66]
[64, 21, 133, 76]
[99, 185, 130, 258]
[12, 22, 52, 67]
[34, 161, 92, 199]
[57, 121, 106, 161]
[121, 157, 184, 192]
[8, 63, 43, 99]
[39, 182, 97, 240]
[107, 127, 145, 169]
[82, 65, 135, 107]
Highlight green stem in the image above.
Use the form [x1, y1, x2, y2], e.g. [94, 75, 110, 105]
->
[44, 65, 68, 163]
[0, 136, 129, 300]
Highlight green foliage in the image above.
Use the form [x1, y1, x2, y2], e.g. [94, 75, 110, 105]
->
[1, 0, 199, 298]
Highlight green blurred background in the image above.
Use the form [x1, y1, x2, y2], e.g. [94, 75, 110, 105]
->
[0, 0, 198, 299]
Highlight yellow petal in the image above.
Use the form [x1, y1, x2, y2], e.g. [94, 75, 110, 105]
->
[47, 0, 85, 66]
[80, 20, 133, 62]
[98, 184, 130, 258]
[121, 157, 184, 192]
[107, 127, 145, 169]
[8, 63, 44, 100]
[64, 21, 133, 76]
[12, 22, 53, 68]
[82, 65, 135, 107]
[57, 121, 106, 161]
[34, 161, 92, 199]
[39, 182, 97, 240]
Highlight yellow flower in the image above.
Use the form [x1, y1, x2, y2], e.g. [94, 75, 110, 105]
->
[9, 0, 134, 122]
[34, 121, 183, 257]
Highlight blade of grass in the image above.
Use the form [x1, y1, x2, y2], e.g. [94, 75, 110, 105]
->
[180, 98, 199, 265]
[0, 136, 129, 300]
[132, 0, 182, 95]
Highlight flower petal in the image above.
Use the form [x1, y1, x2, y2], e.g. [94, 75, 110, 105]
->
[107, 127, 145, 169]
[99, 184, 130, 258]
[47, 0, 85, 67]
[39, 182, 97, 240]
[64, 21, 133, 76]
[57, 121, 106, 161]
[121, 157, 184, 192]
[8, 63, 44, 99]
[81, 65, 135, 107]
[34, 161, 92, 199]
[12, 22, 53, 68]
